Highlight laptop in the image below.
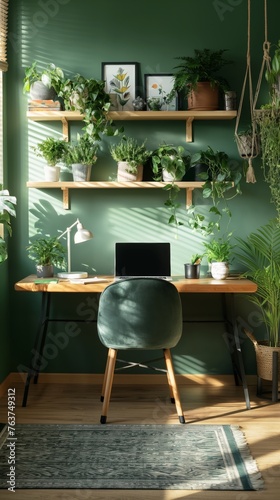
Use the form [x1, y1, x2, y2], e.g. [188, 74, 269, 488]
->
[114, 242, 172, 280]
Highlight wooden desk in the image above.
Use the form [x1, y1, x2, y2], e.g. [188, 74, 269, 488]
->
[15, 275, 257, 408]
[15, 274, 257, 294]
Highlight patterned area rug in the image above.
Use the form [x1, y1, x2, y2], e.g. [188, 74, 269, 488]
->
[0, 423, 263, 490]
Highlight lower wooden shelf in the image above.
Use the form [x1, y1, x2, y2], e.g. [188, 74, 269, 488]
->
[26, 181, 204, 210]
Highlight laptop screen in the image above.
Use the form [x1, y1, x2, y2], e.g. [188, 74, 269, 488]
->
[115, 242, 171, 278]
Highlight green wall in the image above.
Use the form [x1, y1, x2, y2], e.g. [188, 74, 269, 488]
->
[2, 0, 279, 383]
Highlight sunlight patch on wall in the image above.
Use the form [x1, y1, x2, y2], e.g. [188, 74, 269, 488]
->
[107, 206, 206, 275]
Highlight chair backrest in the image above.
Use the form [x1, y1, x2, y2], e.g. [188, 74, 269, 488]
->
[97, 278, 182, 350]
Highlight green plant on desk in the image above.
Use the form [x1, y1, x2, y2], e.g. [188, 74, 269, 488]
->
[27, 236, 66, 268]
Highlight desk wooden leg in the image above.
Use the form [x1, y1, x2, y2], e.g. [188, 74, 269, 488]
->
[22, 292, 50, 407]
[223, 294, 251, 410]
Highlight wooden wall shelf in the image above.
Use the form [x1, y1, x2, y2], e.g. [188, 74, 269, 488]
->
[26, 181, 203, 210]
[27, 110, 237, 142]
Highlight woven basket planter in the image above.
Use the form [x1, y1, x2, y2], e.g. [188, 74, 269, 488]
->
[236, 133, 260, 158]
[245, 330, 280, 381]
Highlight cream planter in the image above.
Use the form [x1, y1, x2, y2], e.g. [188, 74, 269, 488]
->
[117, 161, 143, 182]
[44, 165, 60, 182]
[210, 262, 229, 280]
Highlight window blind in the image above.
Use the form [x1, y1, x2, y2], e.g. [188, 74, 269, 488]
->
[0, 0, 9, 72]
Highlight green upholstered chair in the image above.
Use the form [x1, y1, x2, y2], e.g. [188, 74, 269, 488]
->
[97, 277, 185, 424]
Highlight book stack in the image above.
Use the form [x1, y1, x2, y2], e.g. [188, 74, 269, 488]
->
[28, 99, 62, 111]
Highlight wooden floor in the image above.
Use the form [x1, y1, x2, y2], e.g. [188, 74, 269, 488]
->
[0, 380, 279, 499]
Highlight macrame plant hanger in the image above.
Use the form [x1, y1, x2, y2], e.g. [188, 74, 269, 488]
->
[234, 0, 259, 183]
[253, 0, 271, 113]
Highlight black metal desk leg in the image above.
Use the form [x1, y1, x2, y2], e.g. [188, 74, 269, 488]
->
[223, 293, 251, 410]
[22, 292, 51, 407]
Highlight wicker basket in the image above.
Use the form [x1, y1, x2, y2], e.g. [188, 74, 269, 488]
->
[245, 330, 280, 381]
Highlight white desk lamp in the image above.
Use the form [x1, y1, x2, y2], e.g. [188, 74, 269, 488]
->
[57, 219, 93, 279]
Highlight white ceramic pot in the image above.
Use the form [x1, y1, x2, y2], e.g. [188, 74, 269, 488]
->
[44, 165, 60, 182]
[210, 262, 229, 280]
[117, 162, 143, 182]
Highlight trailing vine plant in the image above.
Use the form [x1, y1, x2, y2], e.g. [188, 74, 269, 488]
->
[255, 108, 280, 224]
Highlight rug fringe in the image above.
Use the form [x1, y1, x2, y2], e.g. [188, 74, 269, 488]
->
[230, 426, 264, 490]
[0, 424, 7, 450]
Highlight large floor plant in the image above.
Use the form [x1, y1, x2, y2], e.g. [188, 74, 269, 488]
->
[234, 218, 280, 348]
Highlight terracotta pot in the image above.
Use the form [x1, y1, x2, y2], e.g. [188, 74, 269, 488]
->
[188, 82, 219, 111]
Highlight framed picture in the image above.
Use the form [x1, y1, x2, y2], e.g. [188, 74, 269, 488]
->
[102, 62, 139, 111]
[145, 74, 177, 111]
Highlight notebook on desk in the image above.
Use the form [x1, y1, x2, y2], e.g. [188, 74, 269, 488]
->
[114, 242, 172, 280]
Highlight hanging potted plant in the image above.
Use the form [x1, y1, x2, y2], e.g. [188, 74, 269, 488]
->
[172, 48, 232, 110]
[234, 219, 280, 390]
[254, 107, 280, 223]
[63, 133, 99, 181]
[110, 137, 152, 182]
[32, 137, 67, 181]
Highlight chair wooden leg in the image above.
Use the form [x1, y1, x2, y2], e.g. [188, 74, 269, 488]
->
[100, 350, 110, 402]
[100, 348, 117, 424]
[166, 370, 175, 404]
[163, 349, 185, 424]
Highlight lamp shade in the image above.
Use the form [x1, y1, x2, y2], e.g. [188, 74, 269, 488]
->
[74, 222, 93, 244]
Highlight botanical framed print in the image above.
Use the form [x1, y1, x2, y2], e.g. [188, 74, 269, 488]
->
[102, 62, 139, 111]
[145, 74, 177, 111]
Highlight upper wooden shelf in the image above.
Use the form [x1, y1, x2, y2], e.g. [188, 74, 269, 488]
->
[26, 180, 203, 210]
[26, 110, 237, 142]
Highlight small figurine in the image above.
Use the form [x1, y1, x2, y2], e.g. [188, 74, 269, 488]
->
[132, 96, 145, 111]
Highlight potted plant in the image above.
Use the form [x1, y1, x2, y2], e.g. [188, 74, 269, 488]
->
[32, 137, 67, 181]
[172, 48, 232, 110]
[254, 107, 280, 224]
[110, 136, 152, 181]
[265, 39, 280, 107]
[234, 219, 280, 391]
[184, 253, 203, 279]
[150, 143, 190, 227]
[151, 143, 188, 182]
[190, 146, 242, 204]
[27, 236, 66, 277]
[235, 126, 260, 159]
[23, 61, 65, 100]
[0, 185, 16, 264]
[203, 234, 232, 279]
[59, 74, 121, 140]
[63, 133, 99, 181]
